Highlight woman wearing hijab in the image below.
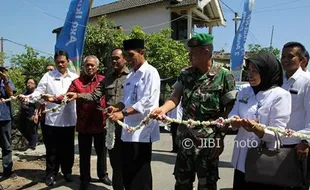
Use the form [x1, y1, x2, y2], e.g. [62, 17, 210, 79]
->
[19, 78, 39, 151]
[228, 52, 292, 190]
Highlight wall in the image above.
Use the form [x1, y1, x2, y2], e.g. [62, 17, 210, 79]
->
[90, 2, 171, 34]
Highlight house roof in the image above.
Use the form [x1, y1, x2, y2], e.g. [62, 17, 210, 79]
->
[90, 0, 165, 18]
[168, 0, 196, 8]
[52, 0, 226, 34]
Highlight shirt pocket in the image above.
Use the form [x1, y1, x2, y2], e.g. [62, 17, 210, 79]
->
[198, 86, 222, 114]
[106, 84, 116, 96]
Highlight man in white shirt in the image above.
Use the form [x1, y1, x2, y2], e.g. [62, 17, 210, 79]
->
[108, 39, 161, 190]
[19, 50, 78, 186]
[281, 42, 310, 190]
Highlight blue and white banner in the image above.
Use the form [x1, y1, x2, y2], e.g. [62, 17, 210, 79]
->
[230, 0, 255, 82]
[55, 0, 93, 75]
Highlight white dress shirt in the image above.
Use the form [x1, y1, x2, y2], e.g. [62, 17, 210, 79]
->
[31, 69, 78, 127]
[281, 67, 310, 145]
[121, 61, 161, 143]
[229, 84, 291, 173]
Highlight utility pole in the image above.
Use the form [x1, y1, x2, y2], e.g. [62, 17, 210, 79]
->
[232, 12, 241, 34]
[269, 25, 274, 50]
[0, 37, 4, 66]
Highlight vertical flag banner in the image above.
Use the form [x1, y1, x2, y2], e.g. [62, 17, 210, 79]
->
[55, 0, 93, 75]
[230, 0, 255, 82]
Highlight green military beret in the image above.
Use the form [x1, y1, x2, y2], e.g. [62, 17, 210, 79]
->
[187, 33, 214, 47]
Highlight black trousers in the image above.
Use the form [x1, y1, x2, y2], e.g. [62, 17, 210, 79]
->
[19, 116, 38, 149]
[78, 132, 108, 183]
[306, 153, 310, 189]
[0, 121, 12, 174]
[42, 125, 75, 178]
[170, 122, 179, 151]
[108, 124, 124, 190]
[122, 141, 152, 190]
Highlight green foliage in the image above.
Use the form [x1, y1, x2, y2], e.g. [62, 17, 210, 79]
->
[248, 44, 281, 59]
[7, 68, 25, 95]
[84, 16, 189, 79]
[84, 17, 127, 74]
[10, 46, 51, 83]
[145, 28, 189, 79]
[0, 52, 7, 66]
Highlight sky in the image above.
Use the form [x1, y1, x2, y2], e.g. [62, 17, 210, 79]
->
[1, 0, 310, 66]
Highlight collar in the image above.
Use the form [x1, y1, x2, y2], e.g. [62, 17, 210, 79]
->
[114, 66, 130, 76]
[81, 73, 99, 82]
[196, 63, 220, 81]
[53, 68, 74, 78]
[284, 67, 303, 82]
[132, 61, 148, 73]
[207, 63, 220, 76]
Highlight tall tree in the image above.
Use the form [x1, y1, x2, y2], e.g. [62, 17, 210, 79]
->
[84, 16, 189, 79]
[84, 17, 127, 74]
[10, 46, 51, 83]
[247, 44, 280, 59]
[0, 52, 6, 66]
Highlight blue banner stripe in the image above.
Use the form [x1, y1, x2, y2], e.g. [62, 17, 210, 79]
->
[55, 0, 93, 75]
[230, 0, 255, 81]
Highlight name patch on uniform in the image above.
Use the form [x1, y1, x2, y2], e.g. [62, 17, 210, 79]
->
[289, 89, 298, 94]
[239, 94, 249, 104]
[54, 78, 60, 81]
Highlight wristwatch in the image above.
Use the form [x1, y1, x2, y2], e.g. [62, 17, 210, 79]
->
[122, 109, 129, 117]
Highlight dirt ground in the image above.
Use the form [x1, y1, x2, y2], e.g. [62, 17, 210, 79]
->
[0, 155, 83, 190]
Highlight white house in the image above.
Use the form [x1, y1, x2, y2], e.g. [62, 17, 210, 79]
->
[53, 0, 226, 41]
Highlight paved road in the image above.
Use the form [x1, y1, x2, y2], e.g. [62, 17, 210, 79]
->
[2, 131, 236, 190]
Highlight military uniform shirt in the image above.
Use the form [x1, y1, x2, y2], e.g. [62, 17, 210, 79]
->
[173, 65, 236, 123]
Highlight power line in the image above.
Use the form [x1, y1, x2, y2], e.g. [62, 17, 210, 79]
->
[249, 30, 261, 44]
[123, 15, 186, 31]
[3, 38, 53, 56]
[19, 0, 88, 27]
[255, 0, 302, 11]
[220, 0, 235, 13]
[19, 0, 187, 32]
[254, 5, 310, 13]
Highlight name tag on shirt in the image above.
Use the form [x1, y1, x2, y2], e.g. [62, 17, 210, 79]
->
[54, 78, 61, 81]
[289, 89, 298, 94]
[238, 99, 248, 104]
[239, 94, 250, 104]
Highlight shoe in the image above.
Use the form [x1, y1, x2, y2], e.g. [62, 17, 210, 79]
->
[79, 182, 89, 190]
[10, 173, 18, 180]
[45, 176, 56, 186]
[64, 174, 74, 182]
[0, 172, 17, 181]
[99, 176, 112, 186]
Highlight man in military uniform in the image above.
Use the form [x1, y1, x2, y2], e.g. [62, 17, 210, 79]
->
[151, 33, 236, 190]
